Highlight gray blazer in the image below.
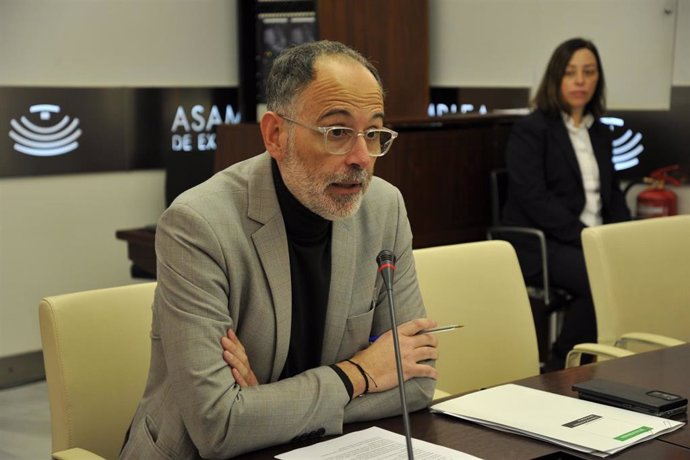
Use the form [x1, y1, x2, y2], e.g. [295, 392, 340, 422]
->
[120, 153, 434, 459]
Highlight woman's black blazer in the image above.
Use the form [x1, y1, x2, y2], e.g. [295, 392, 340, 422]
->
[502, 110, 630, 248]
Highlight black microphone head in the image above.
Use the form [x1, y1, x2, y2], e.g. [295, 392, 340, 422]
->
[376, 250, 396, 267]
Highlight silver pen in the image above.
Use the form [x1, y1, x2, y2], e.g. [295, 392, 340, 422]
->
[418, 324, 463, 335]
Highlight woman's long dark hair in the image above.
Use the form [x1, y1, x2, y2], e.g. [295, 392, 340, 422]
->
[533, 37, 606, 118]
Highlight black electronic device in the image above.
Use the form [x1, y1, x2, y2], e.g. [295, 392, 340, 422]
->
[573, 379, 687, 418]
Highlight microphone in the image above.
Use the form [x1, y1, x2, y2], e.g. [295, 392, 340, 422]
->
[376, 250, 396, 291]
[376, 250, 414, 460]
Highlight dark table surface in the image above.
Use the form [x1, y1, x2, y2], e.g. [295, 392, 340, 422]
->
[235, 344, 690, 460]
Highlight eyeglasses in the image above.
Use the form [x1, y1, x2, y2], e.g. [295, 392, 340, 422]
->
[279, 115, 398, 157]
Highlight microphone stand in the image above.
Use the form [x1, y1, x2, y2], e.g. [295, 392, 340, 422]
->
[378, 251, 414, 460]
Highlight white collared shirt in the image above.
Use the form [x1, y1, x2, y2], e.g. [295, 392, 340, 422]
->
[562, 112, 602, 227]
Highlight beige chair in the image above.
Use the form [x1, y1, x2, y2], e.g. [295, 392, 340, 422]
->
[567, 215, 690, 367]
[413, 241, 540, 398]
[39, 282, 156, 460]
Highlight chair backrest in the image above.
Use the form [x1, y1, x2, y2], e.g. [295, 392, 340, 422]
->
[489, 168, 509, 226]
[413, 241, 540, 395]
[39, 282, 156, 459]
[582, 215, 690, 349]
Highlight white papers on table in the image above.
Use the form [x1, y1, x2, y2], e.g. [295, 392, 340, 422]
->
[275, 426, 482, 459]
[430, 384, 684, 458]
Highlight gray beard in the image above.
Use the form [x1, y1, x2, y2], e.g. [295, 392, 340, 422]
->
[280, 147, 371, 221]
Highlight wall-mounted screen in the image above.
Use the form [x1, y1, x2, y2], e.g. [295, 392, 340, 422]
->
[256, 11, 316, 103]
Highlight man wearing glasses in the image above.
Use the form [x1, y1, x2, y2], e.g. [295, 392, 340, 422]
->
[120, 40, 438, 460]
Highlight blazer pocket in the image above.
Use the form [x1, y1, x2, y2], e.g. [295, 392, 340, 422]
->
[336, 307, 376, 359]
[143, 415, 176, 460]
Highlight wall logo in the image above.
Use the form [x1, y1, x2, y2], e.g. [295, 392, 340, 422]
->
[600, 116, 644, 171]
[9, 104, 82, 157]
[428, 102, 488, 117]
[170, 104, 241, 152]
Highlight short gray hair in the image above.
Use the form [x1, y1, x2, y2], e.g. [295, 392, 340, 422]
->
[265, 40, 383, 115]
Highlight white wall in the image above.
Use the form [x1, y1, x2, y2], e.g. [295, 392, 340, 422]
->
[0, 0, 238, 358]
[0, 0, 238, 86]
[0, 172, 165, 355]
[673, 0, 690, 84]
[429, 0, 684, 109]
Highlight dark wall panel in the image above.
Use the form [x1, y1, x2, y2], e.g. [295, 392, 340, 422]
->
[0, 87, 239, 202]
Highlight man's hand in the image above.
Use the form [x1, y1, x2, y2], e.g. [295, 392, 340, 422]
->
[221, 329, 258, 387]
[339, 318, 439, 397]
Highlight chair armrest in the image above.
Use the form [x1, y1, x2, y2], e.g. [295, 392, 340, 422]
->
[487, 225, 546, 241]
[52, 448, 107, 460]
[565, 343, 635, 368]
[617, 332, 686, 349]
[487, 225, 553, 304]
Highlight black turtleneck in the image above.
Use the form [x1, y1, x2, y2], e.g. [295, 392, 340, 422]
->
[272, 160, 332, 379]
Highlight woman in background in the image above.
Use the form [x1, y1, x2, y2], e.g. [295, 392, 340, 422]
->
[502, 37, 630, 370]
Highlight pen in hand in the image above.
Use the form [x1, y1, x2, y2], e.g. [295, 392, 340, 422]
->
[419, 324, 463, 335]
[369, 324, 463, 343]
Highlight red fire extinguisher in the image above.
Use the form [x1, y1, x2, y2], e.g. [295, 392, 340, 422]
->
[636, 165, 680, 219]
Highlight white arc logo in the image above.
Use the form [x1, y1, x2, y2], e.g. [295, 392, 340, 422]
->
[9, 104, 82, 157]
[600, 116, 644, 171]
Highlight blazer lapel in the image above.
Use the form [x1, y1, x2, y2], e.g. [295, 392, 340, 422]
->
[589, 121, 614, 204]
[247, 154, 292, 381]
[551, 117, 582, 186]
[320, 218, 356, 365]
